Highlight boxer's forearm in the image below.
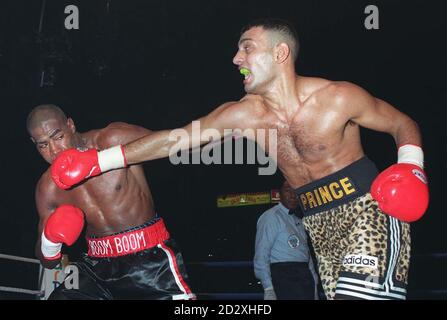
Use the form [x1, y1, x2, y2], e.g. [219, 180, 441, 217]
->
[393, 117, 422, 148]
[123, 121, 218, 164]
[122, 103, 241, 165]
[122, 130, 171, 164]
[373, 98, 422, 147]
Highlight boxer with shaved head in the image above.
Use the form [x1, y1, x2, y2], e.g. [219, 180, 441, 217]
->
[28, 104, 194, 300]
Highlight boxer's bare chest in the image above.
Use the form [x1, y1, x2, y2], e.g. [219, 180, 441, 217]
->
[51, 137, 131, 221]
[254, 93, 362, 186]
[43, 133, 154, 236]
[51, 163, 128, 213]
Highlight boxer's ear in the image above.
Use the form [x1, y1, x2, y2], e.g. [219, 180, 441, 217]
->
[67, 118, 76, 133]
[274, 43, 290, 64]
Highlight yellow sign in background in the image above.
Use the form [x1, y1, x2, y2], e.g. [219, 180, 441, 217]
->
[217, 192, 272, 208]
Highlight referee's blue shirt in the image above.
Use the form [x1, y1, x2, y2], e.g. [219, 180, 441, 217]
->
[254, 203, 318, 289]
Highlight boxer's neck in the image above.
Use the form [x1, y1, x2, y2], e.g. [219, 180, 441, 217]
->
[262, 72, 300, 112]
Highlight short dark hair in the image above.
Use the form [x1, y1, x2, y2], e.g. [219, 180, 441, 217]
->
[241, 18, 299, 62]
[26, 104, 68, 134]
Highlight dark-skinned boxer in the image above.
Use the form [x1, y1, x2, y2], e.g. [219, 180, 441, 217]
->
[28, 104, 195, 300]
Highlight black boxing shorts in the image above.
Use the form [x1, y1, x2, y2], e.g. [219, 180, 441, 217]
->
[296, 157, 410, 300]
[48, 217, 195, 300]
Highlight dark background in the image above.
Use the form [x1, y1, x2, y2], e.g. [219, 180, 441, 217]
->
[0, 0, 446, 299]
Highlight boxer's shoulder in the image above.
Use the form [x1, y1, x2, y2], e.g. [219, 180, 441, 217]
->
[95, 122, 152, 149]
[103, 121, 135, 131]
[77, 122, 132, 149]
[210, 97, 266, 129]
[36, 170, 62, 203]
[95, 123, 125, 148]
[38, 169, 56, 190]
[315, 80, 367, 106]
[296, 76, 350, 97]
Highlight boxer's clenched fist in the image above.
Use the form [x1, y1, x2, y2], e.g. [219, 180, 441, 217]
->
[371, 145, 429, 222]
[51, 146, 126, 189]
[41, 205, 85, 260]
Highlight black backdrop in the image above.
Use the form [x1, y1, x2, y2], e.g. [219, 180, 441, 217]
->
[0, 0, 446, 299]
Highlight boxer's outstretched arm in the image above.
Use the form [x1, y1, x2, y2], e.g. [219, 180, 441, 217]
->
[124, 100, 256, 164]
[50, 98, 260, 189]
[331, 81, 422, 147]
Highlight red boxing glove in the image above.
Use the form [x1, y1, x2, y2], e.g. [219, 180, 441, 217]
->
[41, 205, 85, 260]
[51, 149, 101, 189]
[51, 146, 126, 190]
[371, 145, 429, 222]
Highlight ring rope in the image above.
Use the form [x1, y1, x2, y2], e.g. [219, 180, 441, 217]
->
[0, 253, 40, 264]
[0, 286, 43, 296]
[0, 253, 43, 297]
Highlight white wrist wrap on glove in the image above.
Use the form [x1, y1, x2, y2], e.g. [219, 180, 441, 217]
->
[398, 144, 424, 169]
[41, 232, 62, 258]
[98, 145, 126, 172]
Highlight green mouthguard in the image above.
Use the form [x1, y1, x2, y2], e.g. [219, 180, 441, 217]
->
[240, 68, 250, 76]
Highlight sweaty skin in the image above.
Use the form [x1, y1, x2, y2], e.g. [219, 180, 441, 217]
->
[122, 26, 421, 188]
[31, 120, 155, 267]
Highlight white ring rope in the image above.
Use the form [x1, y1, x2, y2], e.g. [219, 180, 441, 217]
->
[0, 253, 43, 296]
[0, 286, 43, 296]
[0, 253, 40, 264]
